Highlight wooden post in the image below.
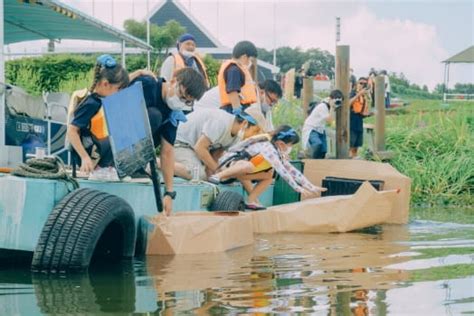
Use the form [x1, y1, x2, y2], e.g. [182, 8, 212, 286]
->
[335, 45, 350, 159]
[302, 77, 313, 117]
[374, 75, 386, 151]
[284, 68, 295, 100]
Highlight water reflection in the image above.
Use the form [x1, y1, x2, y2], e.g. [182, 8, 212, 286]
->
[1, 220, 473, 315]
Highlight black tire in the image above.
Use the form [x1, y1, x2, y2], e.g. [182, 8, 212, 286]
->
[32, 188, 136, 273]
[210, 190, 245, 212]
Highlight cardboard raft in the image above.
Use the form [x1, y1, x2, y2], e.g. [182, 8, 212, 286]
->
[144, 212, 254, 255]
[251, 181, 399, 234]
[303, 159, 411, 224]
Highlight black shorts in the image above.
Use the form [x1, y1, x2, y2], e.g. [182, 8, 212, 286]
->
[350, 130, 363, 148]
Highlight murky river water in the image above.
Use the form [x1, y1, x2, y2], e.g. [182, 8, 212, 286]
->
[1, 208, 473, 315]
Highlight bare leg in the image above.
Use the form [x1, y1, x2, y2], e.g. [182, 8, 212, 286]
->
[247, 178, 273, 204]
[240, 179, 254, 195]
[174, 162, 192, 180]
[349, 147, 358, 158]
[215, 160, 254, 180]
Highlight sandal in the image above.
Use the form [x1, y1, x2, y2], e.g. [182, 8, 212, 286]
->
[245, 202, 267, 211]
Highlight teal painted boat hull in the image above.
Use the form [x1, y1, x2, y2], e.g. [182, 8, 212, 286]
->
[0, 175, 273, 253]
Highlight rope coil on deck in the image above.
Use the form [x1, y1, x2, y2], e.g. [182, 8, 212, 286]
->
[11, 157, 79, 191]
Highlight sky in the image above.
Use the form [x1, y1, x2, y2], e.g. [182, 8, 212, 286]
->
[8, 0, 474, 90]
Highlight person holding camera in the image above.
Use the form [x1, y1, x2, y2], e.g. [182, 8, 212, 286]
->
[302, 89, 343, 159]
[349, 77, 371, 158]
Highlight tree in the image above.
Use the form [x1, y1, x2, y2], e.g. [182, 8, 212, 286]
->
[123, 19, 186, 67]
[257, 46, 335, 77]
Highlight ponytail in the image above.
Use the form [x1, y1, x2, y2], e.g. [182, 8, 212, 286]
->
[89, 54, 129, 93]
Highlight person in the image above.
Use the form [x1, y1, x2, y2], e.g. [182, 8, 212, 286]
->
[350, 68, 357, 92]
[368, 69, 377, 108]
[217, 40, 258, 113]
[302, 89, 343, 159]
[349, 77, 371, 158]
[160, 33, 209, 88]
[173, 107, 257, 181]
[131, 67, 207, 215]
[380, 70, 391, 108]
[294, 69, 304, 99]
[67, 54, 130, 175]
[209, 126, 326, 210]
[257, 79, 282, 131]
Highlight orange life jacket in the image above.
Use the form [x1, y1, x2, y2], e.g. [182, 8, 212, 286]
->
[173, 53, 209, 87]
[68, 89, 108, 140]
[217, 60, 257, 107]
[352, 94, 368, 114]
[89, 108, 108, 140]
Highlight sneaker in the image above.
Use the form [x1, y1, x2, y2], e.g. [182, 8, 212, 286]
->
[208, 175, 221, 184]
[245, 202, 267, 211]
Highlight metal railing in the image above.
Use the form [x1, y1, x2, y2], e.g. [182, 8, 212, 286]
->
[443, 93, 474, 102]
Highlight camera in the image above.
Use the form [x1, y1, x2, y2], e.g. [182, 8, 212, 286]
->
[334, 98, 343, 108]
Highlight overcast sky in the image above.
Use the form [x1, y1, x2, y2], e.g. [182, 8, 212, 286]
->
[8, 0, 474, 90]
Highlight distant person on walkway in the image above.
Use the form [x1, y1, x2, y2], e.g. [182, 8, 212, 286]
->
[68, 55, 130, 174]
[380, 70, 391, 108]
[209, 126, 326, 210]
[217, 41, 258, 113]
[350, 68, 357, 92]
[368, 69, 377, 108]
[349, 77, 371, 158]
[160, 33, 210, 88]
[302, 89, 343, 159]
[294, 68, 304, 99]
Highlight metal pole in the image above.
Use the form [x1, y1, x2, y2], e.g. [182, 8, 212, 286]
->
[443, 63, 447, 102]
[0, 0, 5, 147]
[374, 75, 385, 152]
[146, 0, 151, 70]
[335, 45, 350, 159]
[272, 1, 276, 68]
[121, 40, 126, 68]
[302, 77, 313, 117]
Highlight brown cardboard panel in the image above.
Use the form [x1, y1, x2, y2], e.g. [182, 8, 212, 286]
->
[252, 182, 398, 233]
[303, 159, 411, 224]
[145, 212, 254, 255]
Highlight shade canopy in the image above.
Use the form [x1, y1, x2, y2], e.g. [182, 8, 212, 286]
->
[4, 0, 152, 50]
[442, 46, 474, 64]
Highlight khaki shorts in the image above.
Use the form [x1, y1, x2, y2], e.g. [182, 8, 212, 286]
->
[174, 146, 207, 180]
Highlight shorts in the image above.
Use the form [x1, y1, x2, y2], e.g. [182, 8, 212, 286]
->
[174, 146, 207, 180]
[307, 130, 327, 159]
[350, 130, 363, 148]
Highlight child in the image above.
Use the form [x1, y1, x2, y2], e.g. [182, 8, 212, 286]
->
[210, 125, 326, 210]
[67, 55, 129, 174]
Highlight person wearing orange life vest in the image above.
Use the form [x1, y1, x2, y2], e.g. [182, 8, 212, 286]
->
[217, 40, 258, 113]
[349, 77, 372, 158]
[160, 33, 209, 88]
[67, 55, 130, 174]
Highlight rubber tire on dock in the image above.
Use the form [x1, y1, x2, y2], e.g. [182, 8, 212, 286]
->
[31, 188, 136, 273]
[210, 190, 245, 212]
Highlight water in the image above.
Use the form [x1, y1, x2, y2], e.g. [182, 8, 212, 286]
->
[1, 212, 473, 315]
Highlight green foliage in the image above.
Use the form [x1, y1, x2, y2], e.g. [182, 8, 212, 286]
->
[123, 19, 186, 64]
[57, 70, 93, 94]
[258, 46, 335, 77]
[389, 72, 440, 99]
[202, 54, 221, 87]
[409, 264, 474, 282]
[6, 54, 94, 95]
[384, 100, 474, 205]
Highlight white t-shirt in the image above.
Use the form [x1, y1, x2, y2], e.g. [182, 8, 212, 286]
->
[194, 86, 221, 109]
[159, 55, 174, 82]
[176, 107, 237, 149]
[301, 102, 330, 150]
[384, 74, 391, 94]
